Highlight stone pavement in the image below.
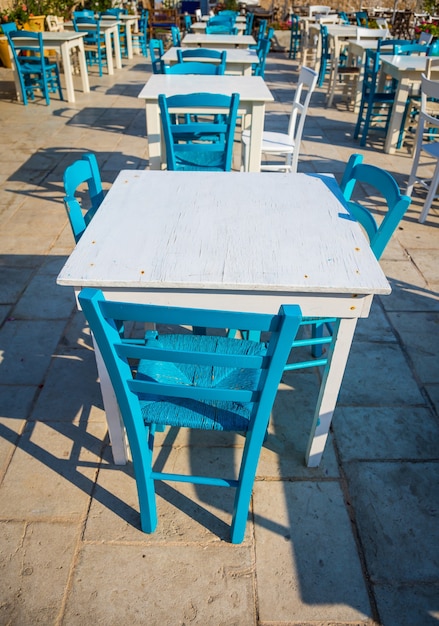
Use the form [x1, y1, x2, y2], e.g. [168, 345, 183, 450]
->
[0, 50, 438, 626]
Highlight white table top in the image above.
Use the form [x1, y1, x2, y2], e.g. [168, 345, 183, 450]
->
[182, 33, 256, 47]
[137, 74, 273, 103]
[161, 46, 258, 64]
[380, 55, 432, 73]
[57, 170, 390, 298]
[12, 31, 86, 43]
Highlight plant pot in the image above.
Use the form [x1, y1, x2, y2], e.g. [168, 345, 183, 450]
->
[24, 16, 46, 31]
[0, 36, 12, 68]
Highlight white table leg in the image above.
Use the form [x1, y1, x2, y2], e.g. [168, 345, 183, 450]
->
[112, 25, 122, 69]
[92, 335, 129, 465]
[145, 102, 163, 170]
[305, 316, 357, 467]
[384, 77, 410, 154]
[104, 29, 114, 74]
[76, 38, 90, 95]
[246, 102, 264, 172]
[60, 41, 75, 102]
[125, 22, 133, 59]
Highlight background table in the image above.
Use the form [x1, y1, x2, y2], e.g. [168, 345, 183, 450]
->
[101, 14, 138, 59]
[161, 46, 258, 75]
[137, 74, 274, 172]
[380, 55, 439, 154]
[8, 31, 89, 103]
[66, 20, 122, 74]
[57, 170, 390, 467]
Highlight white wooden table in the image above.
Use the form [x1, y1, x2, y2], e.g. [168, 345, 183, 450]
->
[8, 31, 90, 103]
[57, 170, 390, 467]
[66, 20, 122, 74]
[182, 33, 256, 48]
[137, 74, 273, 172]
[101, 14, 138, 59]
[379, 55, 439, 154]
[161, 46, 258, 75]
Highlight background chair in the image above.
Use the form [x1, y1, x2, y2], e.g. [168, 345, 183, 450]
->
[326, 34, 360, 109]
[285, 153, 411, 370]
[158, 92, 240, 171]
[163, 61, 224, 75]
[133, 10, 149, 57]
[252, 35, 271, 78]
[73, 14, 106, 77]
[101, 8, 128, 57]
[170, 25, 182, 47]
[355, 10, 369, 27]
[78, 288, 302, 543]
[6, 30, 63, 106]
[149, 38, 164, 74]
[288, 14, 301, 60]
[317, 24, 331, 87]
[354, 48, 396, 147]
[63, 153, 105, 242]
[241, 66, 318, 172]
[406, 69, 439, 223]
[244, 11, 254, 35]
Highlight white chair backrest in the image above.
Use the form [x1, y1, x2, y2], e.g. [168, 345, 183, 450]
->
[309, 5, 331, 17]
[376, 17, 389, 29]
[46, 14, 64, 31]
[425, 56, 439, 78]
[356, 27, 389, 40]
[288, 65, 318, 171]
[195, 8, 202, 21]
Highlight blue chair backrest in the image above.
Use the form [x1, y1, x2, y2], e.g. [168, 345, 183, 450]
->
[253, 36, 271, 77]
[164, 61, 224, 74]
[338, 11, 349, 24]
[158, 91, 240, 171]
[245, 11, 254, 35]
[205, 24, 237, 34]
[101, 8, 125, 17]
[149, 38, 164, 73]
[184, 14, 192, 31]
[176, 48, 226, 72]
[171, 25, 181, 46]
[207, 14, 235, 26]
[394, 42, 430, 55]
[355, 10, 368, 26]
[63, 153, 104, 242]
[1, 22, 18, 36]
[78, 287, 302, 543]
[340, 153, 411, 259]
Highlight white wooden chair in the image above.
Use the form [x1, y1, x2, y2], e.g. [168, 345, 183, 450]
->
[326, 34, 360, 109]
[406, 62, 439, 223]
[241, 66, 318, 172]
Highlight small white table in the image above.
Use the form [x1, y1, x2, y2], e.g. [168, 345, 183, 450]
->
[161, 46, 258, 75]
[57, 170, 390, 467]
[66, 20, 122, 74]
[8, 31, 90, 103]
[379, 55, 439, 154]
[137, 74, 274, 172]
[182, 33, 256, 48]
[101, 14, 138, 59]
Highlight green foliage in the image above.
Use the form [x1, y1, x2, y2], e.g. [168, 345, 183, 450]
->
[83, 0, 113, 12]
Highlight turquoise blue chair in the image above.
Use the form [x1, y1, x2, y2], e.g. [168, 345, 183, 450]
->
[158, 92, 240, 171]
[250, 19, 267, 49]
[6, 30, 63, 106]
[354, 49, 396, 147]
[183, 14, 193, 32]
[78, 288, 302, 543]
[63, 153, 104, 242]
[149, 38, 164, 73]
[134, 10, 149, 57]
[288, 14, 301, 60]
[170, 25, 181, 46]
[101, 8, 128, 57]
[252, 35, 271, 78]
[244, 11, 254, 35]
[338, 11, 350, 24]
[285, 154, 411, 368]
[73, 15, 107, 77]
[205, 24, 238, 34]
[73, 9, 94, 19]
[317, 24, 331, 87]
